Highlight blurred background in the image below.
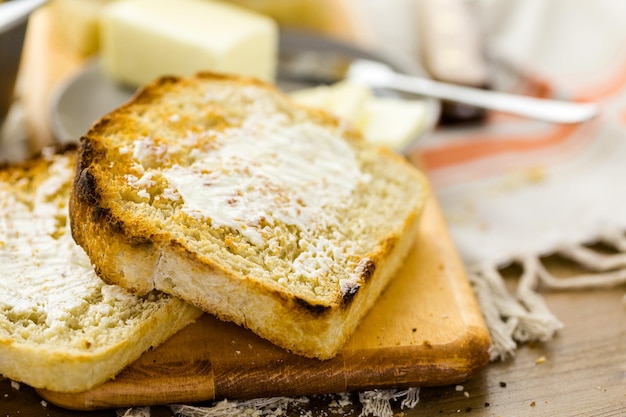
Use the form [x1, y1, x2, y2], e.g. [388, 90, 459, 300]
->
[2, 0, 625, 157]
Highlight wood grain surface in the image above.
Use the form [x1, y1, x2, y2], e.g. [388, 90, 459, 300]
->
[4, 273, 626, 416]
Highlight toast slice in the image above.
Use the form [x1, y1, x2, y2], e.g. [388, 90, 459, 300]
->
[70, 73, 428, 359]
[0, 147, 202, 393]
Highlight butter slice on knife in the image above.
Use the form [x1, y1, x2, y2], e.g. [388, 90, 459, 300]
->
[99, 0, 278, 87]
[290, 81, 372, 129]
[291, 81, 427, 152]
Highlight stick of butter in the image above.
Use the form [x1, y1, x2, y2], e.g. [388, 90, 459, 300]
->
[362, 97, 427, 151]
[100, 0, 278, 87]
[290, 81, 372, 130]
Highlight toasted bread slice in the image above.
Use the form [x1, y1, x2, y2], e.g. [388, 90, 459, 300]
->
[70, 73, 428, 359]
[0, 147, 202, 393]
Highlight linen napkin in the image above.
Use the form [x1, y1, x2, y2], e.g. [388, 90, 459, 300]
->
[414, 0, 626, 360]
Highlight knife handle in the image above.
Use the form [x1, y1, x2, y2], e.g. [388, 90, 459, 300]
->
[417, 0, 490, 124]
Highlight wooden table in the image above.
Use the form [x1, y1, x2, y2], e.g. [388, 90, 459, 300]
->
[3, 265, 625, 416]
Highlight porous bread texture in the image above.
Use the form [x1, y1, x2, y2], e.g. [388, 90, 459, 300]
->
[0, 148, 202, 393]
[70, 73, 428, 359]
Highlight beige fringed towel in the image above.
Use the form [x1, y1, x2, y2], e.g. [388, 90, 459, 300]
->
[417, 0, 626, 360]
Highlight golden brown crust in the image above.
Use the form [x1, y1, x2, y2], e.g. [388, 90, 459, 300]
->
[70, 72, 428, 359]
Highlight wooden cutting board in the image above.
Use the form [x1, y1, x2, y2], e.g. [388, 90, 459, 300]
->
[37, 195, 491, 410]
[21, 8, 491, 411]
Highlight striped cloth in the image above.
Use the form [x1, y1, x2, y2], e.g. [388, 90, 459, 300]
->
[412, 0, 626, 359]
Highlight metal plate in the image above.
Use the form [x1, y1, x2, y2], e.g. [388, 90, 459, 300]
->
[49, 31, 439, 152]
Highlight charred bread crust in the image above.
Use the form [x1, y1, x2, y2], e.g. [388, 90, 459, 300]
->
[71, 149, 160, 294]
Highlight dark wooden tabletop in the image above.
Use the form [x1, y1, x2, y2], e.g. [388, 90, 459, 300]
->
[3, 268, 625, 417]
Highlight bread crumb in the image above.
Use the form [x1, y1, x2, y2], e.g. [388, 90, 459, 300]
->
[337, 395, 352, 407]
[455, 385, 463, 391]
[530, 401, 536, 407]
[40, 400, 48, 407]
[500, 166, 546, 192]
[463, 391, 470, 398]
[10, 381, 20, 390]
[535, 355, 547, 364]
[162, 187, 180, 201]
[526, 166, 546, 183]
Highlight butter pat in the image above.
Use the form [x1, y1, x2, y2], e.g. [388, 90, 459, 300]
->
[100, 0, 278, 87]
[362, 97, 427, 150]
[290, 81, 372, 129]
[290, 81, 427, 152]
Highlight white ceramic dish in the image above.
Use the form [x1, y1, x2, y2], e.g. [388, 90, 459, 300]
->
[49, 32, 439, 153]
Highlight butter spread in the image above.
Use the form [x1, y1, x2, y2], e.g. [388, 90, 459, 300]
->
[0, 155, 153, 346]
[157, 104, 374, 289]
[162, 113, 370, 250]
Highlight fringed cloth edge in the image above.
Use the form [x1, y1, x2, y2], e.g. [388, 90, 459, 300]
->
[115, 388, 420, 417]
[469, 231, 626, 361]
